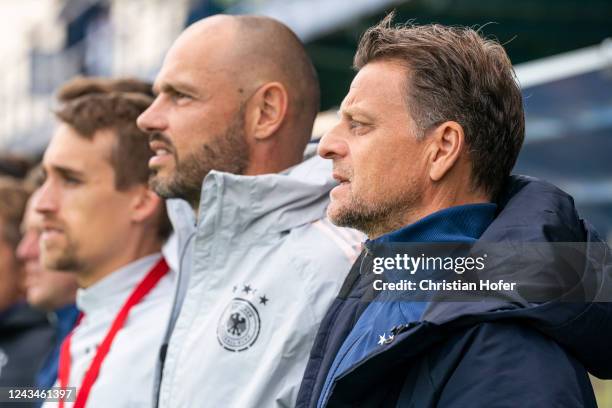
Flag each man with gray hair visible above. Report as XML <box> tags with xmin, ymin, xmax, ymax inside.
<box><xmin>298</xmin><ymin>13</ymin><xmax>611</xmax><ymax>407</ymax></box>
<box><xmin>138</xmin><ymin>14</ymin><xmax>361</xmax><ymax>408</ymax></box>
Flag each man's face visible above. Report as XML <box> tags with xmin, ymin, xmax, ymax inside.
<box><xmin>17</xmin><ymin>194</ymin><xmax>77</xmax><ymax>311</ymax></box>
<box><xmin>318</xmin><ymin>60</ymin><xmax>430</xmax><ymax>236</ymax></box>
<box><xmin>36</xmin><ymin>125</ymin><xmax>138</xmax><ymax>275</ymax></box>
<box><xmin>137</xmin><ymin>31</ymin><xmax>250</xmax><ymax>207</ymax></box>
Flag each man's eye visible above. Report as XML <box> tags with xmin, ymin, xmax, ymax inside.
<box><xmin>349</xmin><ymin>120</ymin><xmax>368</xmax><ymax>131</ymax></box>
<box><xmin>170</xmin><ymin>91</ymin><xmax>191</xmax><ymax>103</ymax></box>
<box><xmin>63</xmin><ymin>177</ymin><xmax>82</xmax><ymax>185</ymax></box>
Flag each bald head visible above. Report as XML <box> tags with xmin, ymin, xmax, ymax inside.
<box><xmin>138</xmin><ymin>15</ymin><xmax>321</xmax><ymax>208</ymax></box>
<box><xmin>175</xmin><ymin>14</ymin><xmax>320</xmax><ymax>149</ymax></box>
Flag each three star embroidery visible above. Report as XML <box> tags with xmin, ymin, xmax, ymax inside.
<box><xmin>232</xmin><ymin>283</ymin><xmax>269</xmax><ymax>306</ymax></box>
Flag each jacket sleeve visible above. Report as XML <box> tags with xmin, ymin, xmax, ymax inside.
<box><xmin>435</xmin><ymin>322</ymin><xmax>597</xmax><ymax>408</ymax></box>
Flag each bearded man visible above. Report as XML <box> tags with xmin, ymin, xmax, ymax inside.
<box><xmin>137</xmin><ymin>14</ymin><xmax>362</xmax><ymax>408</ymax></box>
<box><xmin>297</xmin><ymin>14</ymin><xmax>612</xmax><ymax>408</ymax></box>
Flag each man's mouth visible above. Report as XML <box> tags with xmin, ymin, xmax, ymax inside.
<box><xmin>40</xmin><ymin>222</ymin><xmax>64</xmax><ymax>240</ymax></box>
<box><xmin>332</xmin><ymin>173</ymin><xmax>350</xmax><ymax>184</ymax></box>
<box><xmin>41</xmin><ymin>223</ymin><xmax>63</xmax><ymax>233</ymax></box>
<box><xmin>150</xmin><ymin>140</ymin><xmax>173</xmax><ymax>156</ymax></box>
<box><xmin>149</xmin><ymin>140</ymin><xmax>175</xmax><ymax>168</ymax></box>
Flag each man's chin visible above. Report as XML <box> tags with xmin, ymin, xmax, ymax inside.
<box><xmin>41</xmin><ymin>253</ymin><xmax>77</xmax><ymax>272</ymax></box>
<box><xmin>149</xmin><ymin>174</ymin><xmax>175</xmax><ymax>199</ymax></box>
<box><xmin>327</xmin><ymin>202</ymin><xmax>352</xmax><ymax>227</ymax></box>
<box><xmin>327</xmin><ymin>200</ymin><xmax>380</xmax><ymax>235</ymax></box>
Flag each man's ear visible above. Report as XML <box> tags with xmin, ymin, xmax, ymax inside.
<box><xmin>245</xmin><ymin>82</ymin><xmax>288</xmax><ymax>141</ymax></box>
<box><xmin>129</xmin><ymin>185</ymin><xmax>163</xmax><ymax>224</ymax></box>
<box><xmin>427</xmin><ymin>121</ymin><xmax>465</xmax><ymax>182</ymax></box>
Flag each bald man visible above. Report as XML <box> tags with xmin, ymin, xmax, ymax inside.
<box><xmin>138</xmin><ymin>15</ymin><xmax>362</xmax><ymax>408</ymax></box>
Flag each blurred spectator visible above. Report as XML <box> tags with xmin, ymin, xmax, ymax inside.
<box><xmin>0</xmin><ymin>177</ymin><xmax>54</xmax><ymax>398</ymax></box>
<box><xmin>0</xmin><ymin>154</ymin><xmax>36</xmax><ymax>179</ymax></box>
<box><xmin>38</xmin><ymin>77</ymin><xmax>174</xmax><ymax>408</ymax></box>
<box><xmin>17</xmin><ymin>180</ymin><xmax>79</xmax><ymax>400</ymax></box>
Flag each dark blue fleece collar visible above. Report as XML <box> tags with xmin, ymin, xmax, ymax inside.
<box><xmin>371</xmin><ymin>203</ymin><xmax>498</xmax><ymax>244</ymax></box>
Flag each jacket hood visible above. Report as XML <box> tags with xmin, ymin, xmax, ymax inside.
<box><xmin>196</xmin><ymin>153</ymin><xmax>335</xmax><ymax>238</ymax></box>
<box><xmin>428</xmin><ymin>176</ymin><xmax>611</xmax><ymax>377</ymax></box>
<box><xmin>349</xmin><ymin>176</ymin><xmax>612</xmax><ymax>380</ymax></box>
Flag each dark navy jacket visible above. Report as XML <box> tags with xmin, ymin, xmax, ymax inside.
<box><xmin>297</xmin><ymin>176</ymin><xmax>612</xmax><ymax>407</ymax></box>
<box><xmin>0</xmin><ymin>303</ymin><xmax>54</xmax><ymax>408</ymax></box>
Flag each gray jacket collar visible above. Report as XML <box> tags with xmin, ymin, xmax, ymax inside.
<box><xmin>194</xmin><ymin>155</ymin><xmax>335</xmax><ymax>238</ymax></box>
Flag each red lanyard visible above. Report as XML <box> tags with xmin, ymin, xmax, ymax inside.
<box><xmin>58</xmin><ymin>257</ymin><xmax>169</xmax><ymax>408</ymax></box>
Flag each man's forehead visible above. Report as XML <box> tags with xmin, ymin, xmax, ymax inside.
<box><xmin>339</xmin><ymin>85</ymin><xmax>383</xmax><ymax>117</ymax></box>
<box><xmin>339</xmin><ymin>96</ymin><xmax>372</xmax><ymax>119</ymax></box>
<box><xmin>164</xmin><ymin>22</ymin><xmax>236</xmax><ymax>69</ymax></box>
<box><xmin>156</xmin><ymin>18</ymin><xmax>242</xmax><ymax>89</ymax></box>
<box><xmin>353</xmin><ymin>62</ymin><xmax>406</xmax><ymax>91</ymax></box>
<box><xmin>341</xmin><ymin>63</ymin><xmax>408</xmax><ymax>114</ymax></box>
<box><xmin>154</xmin><ymin>46</ymin><xmax>227</xmax><ymax>94</ymax></box>
<box><xmin>43</xmin><ymin>125</ymin><xmax>113</xmax><ymax>172</ymax></box>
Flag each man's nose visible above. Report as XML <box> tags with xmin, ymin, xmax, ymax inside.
<box><xmin>16</xmin><ymin>231</ymin><xmax>39</xmax><ymax>261</ymax></box>
<box><xmin>34</xmin><ymin>181</ymin><xmax>59</xmax><ymax>215</ymax></box>
<box><xmin>318</xmin><ymin>124</ymin><xmax>348</xmax><ymax>160</ymax></box>
<box><xmin>137</xmin><ymin>97</ymin><xmax>168</xmax><ymax>133</ymax></box>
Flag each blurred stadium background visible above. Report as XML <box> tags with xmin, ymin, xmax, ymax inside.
<box><xmin>0</xmin><ymin>0</ymin><xmax>610</xmax><ymax>404</ymax></box>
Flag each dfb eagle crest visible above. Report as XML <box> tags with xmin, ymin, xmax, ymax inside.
<box><xmin>217</xmin><ymin>298</ymin><xmax>261</xmax><ymax>352</ymax></box>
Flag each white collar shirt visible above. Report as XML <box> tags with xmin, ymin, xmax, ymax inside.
<box><xmin>43</xmin><ymin>253</ymin><xmax>175</xmax><ymax>408</ymax></box>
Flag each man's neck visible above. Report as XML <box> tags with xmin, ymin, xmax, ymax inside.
<box><xmin>191</xmin><ymin>200</ymin><xmax>199</xmax><ymax>218</ymax></box>
<box><xmin>44</xmin><ymin>295</ymin><xmax>77</xmax><ymax>313</ymax></box>
<box><xmin>77</xmin><ymin>243</ymin><xmax>162</xmax><ymax>288</ymax></box>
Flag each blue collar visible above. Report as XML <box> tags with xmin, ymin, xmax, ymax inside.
<box><xmin>54</xmin><ymin>303</ymin><xmax>79</xmax><ymax>337</ymax></box>
<box><xmin>371</xmin><ymin>203</ymin><xmax>497</xmax><ymax>244</ymax></box>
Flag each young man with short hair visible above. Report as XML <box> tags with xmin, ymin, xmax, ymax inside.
<box><xmin>38</xmin><ymin>78</ymin><xmax>174</xmax><ymax>408</ymax></box>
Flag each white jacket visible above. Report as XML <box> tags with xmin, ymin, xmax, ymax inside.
<box><xmin>156</xmin><ymin>154</ymin><xmax>362</xmax><ymax>408</ymax></box>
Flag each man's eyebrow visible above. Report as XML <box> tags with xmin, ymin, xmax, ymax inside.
<box><xmin>157</xmin><ymin>80</ymin><xmax>199</xmax><ymax>96</ymax></box>
<box><xmin>50</xmin><ymin>165</ymin><xmax>85</xmax><ymax>179</ymax></box>
<box><xmin>339</xmin><ymin>106</ymin><xmax>376</xmax><ymax>122</ymax></box>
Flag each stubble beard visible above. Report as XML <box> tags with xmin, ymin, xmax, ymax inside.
<box><xmin>149</xmin><ymin>108</ymin><xmax>250</xmax><ymax>209</ymax></box>
<box><xmin>41</xmin><ymin>237</ymin><xmax>83</xmax><ymax>273</ymax></box>
<box><xmin>328</xmin><ymin>178</ymin><xmax>423</xmax><ymax>238</ymax></box>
